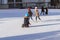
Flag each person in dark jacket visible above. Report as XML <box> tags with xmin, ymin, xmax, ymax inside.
<box><xmin>28</xmin><ymin>7</ymin><xmax>33</xmax><ymax>20</ymax></box>
<box><xmin>45</xmin><ymin>7</ymin><xmax>48</xmax><ymax>15</ymax></box>
<box><xmin>41</xmin><ymin>6</ymin><xmax>45</xmax><ymax>15</ymax></box>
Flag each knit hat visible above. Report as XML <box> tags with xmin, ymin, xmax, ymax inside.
<box><xmin>35</xmin><ymin>7</ymin><xmax>37</xmax><ymax>9</ymax></box>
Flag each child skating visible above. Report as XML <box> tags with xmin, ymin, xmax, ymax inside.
<box><xmin>22</xmin><ymin>13</ymin><xmax>30</xmax><ymax>28</ymax></box>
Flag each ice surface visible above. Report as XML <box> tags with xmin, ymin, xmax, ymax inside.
<box><xmin>0</xmin><ymin>9</ymin><xmax>60</xmax><ymax>40</ymax></box>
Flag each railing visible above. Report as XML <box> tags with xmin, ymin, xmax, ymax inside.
<box><xmin>0</xmin><ymin>2</ymin><xmax>60</xmax><ymax>9</ymax></box>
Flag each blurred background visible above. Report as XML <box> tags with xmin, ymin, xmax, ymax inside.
<box><xmin>0</xmin><ymin>0</ymin><xmax>60</xmax><ymax>9</ymax></box>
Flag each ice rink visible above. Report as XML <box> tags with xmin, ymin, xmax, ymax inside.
<box><xmin>0</xmin><ymin>9</ymin><xmax>60</xmax><ymax>40</ymax></box>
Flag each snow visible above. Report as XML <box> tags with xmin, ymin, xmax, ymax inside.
<box><xmin>0</xmin><ymin>9</ymin><xmax>60</xmax><ymax>40</ymax></box>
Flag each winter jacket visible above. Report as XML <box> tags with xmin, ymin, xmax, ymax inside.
<box><xmin>35</xmin><ymin>7</ymin><xmax>39</xmax><ymax>16</ymax></box>
<box><xmin>25</xmin><ymin>13</ymin><xmax>29</xmax><ymax>17</ymax></box>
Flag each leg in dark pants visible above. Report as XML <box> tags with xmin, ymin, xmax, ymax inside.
<box><xmin>40</xmin><ymin>11</ymin><xmax>45</xmax><ymax>15</ymax></box>
<box><xmin>30</xmin><ymin>16</ymin><xmax>33</xmax><ymax>21</ymax></box>
<box><xmin>36</xmin><ymin>16</ymin><xmax>37</xmax><ymax>21</ymax></box>
<box><xmin>38</xmin><ymin>16</ymin><xmax>41</xmax><ymax>20</ymax></box>
<box><xmin>36</xmin><ymin>16</ymin><xmax>41</xmax><ymax>21</ymax></box>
